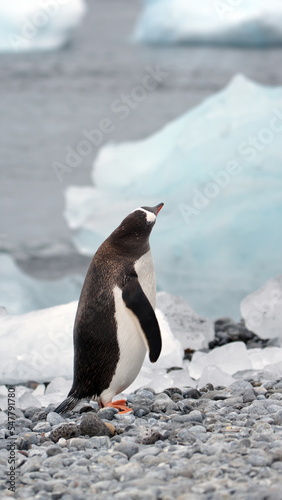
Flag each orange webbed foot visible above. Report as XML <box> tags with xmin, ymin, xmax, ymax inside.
<box><xmin>104</xmin><ymin>399</ymin><xmax>132</xmax><ymax>414</ymax></box>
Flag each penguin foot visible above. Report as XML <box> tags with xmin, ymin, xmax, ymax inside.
<box><xmin>104</xmin><ymin>399</ymin><xmax>132</xmax><ymax>414</ymax></box>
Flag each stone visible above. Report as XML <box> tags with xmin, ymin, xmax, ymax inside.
<box><xmin>79</xmin><ymin>412</ymin><xmax>114</xmax><ymax>437</ymax></box>
<box><xmin>49</xmin><ymin>423</ymin><xmax>80</xmax><ymax>443</ymax></box>
<box><xmin>115</xmin><ymin>442</ymin><xmax>139</xmax><ymax>459</ymax></box>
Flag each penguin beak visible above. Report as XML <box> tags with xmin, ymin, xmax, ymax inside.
<box><xmin>154</xmin><ymin>203</ymin><xmax>164</xmax><ymax>215</ymax></box>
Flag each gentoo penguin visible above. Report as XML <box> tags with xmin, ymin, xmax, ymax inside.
<box><xmin>55</xmin><ymin>203</ymin><xmax>164</xmax><ymax>414</ymax></box>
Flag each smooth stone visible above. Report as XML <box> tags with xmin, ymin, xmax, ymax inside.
<box><xmin>33</xmin><ymin>421</ymin><xmax>51</xmax><ymax>432</ymax></box>
<box><xmin>243</xmin><ymin>389</ymin><xmax>256</xmax><ymax>403</ymax></box>
<box><xmin>46</xmin><ymin>445</ymin><xmax>63</xmax><ymax>457</ymax></box>
<box><xmin>185</xmin><ymin>410</ymin><xmax>203</xmax><ymax>423</ymax></box>
<box><xmin>115</xmin><ymin>442</ymin><xmax>139</xmax><ymax>459</ymax></box>
<box><xmin>20</xmin><ymin>458</ymin><xmax>42</xmax><ymax>474</ymax></box>
<box><xmin>47</xmin><ymin>412</ymin><xmax>65</xmax><ymax>426</ymax></box>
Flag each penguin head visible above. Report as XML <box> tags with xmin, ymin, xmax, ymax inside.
<box><xmin>108</xmin><ymin>203</ymin><xmax>164</xmax><ymax>254</ymax></box>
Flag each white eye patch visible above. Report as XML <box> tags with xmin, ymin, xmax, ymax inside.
<box><xmin>133</xmin><ymin>207</ymin><xmax>156</xmax><ymax>223</ymax></box>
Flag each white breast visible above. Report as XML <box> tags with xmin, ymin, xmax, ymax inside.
<box><xmin>100</xmin><ymin>250</ymin><xmax>156</xmax><ymax>403</ymax></box>
<box><xmin>134</xmin><ymin>250</ymin><xmax>156</xmax><ymax>308</ymax></box>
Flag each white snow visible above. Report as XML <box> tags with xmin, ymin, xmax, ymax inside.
<box><xmin>133</xmin><ymin>0</ymin><xmax>282</xmax><ymax>47</ymax></box>
<box><xmin>65</xmin><ymin>75</ymin><xmax>282</xmax><ymax>319</ymax></box>
<box><xmin>0</xmin><ymin>253</ymin><xmax>82</xmax><ymax>315</ymax></box>
<box><xmin>241</xmin><ymin>275</ymin><xmax>282</xmax><ymax>339</ymax></box>
<box><xmin>0</xmin><ymin>0</ymin><xmax>86</xmax><ymax>52</ymax></box>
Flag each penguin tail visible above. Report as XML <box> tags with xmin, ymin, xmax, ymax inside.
<box><xmin>54</xmin><ymin>395</ymin><xmax>79</xmax><ymax>414</ymax></box>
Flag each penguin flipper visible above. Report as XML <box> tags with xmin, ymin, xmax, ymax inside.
<box><xmin>54</xmin><ymin>395</ymin><xmax>79</xmax><ymax>414</ymax></box>
<box><xmin>122</xmin><ymin>277</ymin><xmax>162</xmax><ymax>362</ymax></box>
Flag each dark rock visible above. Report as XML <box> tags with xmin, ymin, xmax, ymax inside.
<box><xmin>200</xmin><ymin>384</ymin><xmax>214</xmax><ymax>393</ymax></box>
<box><xmin>182</xmin><ymin>388</ymin><xmax>201</xmax><ymax>400</ymax></box>
<box><xmin>80</xmin><ymin>412</ymin><xmax>113</xmax><ymax>437</ymax></box>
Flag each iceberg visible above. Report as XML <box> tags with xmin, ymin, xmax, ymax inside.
<box><xmin>0</xmin><ymin>0</ymin><xmax>85</xmax><ymax>52</ymax></box>
<box><xmin>0</xmin><ymin>253</ymin><xmax>82</xmax><ymax>315</ymax></box>
<box><xmin>65</xmin><ymin>75</ymin><xmax>282</xmax><ymax>319</ymax></box>
<box><xmin>133</xmin><ymin>0</ymin><xmax>282</xmax><ymax>47</ymax></box>
<box><xmin>241</xmin><ymin>275</ymin><xmax>282</xmax><ymax>340</ymax></box>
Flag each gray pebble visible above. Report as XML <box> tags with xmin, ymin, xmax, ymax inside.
<box><xmin>186</xmin><ymin>410</ymin><xmax>203</xmax><ymax>423</ymax></box>
<box><xmin>115</xmin><ymin>442</ymin><xmax>139</xmax><ymax>459</ymax></box>
<box><xmin>189</xmin><ymin>425</ymin><xmax>206</xmax><ymax>434</ymax></box>
<box><xmin>20</xmin><ymin>457</ymin><xmax>42</xmax><ymax>474</ymax></box>
<box><xmin>47</xmin><ymin>412</ymin><xmax>65</xmax><ymax>426</ymax></box>
<box><xmin>137</xmin><ymin>427</ymin><xmax>163</xmax><ymax>445</ymax></box>
<box><xmin>17</xmin><ymin>432</ymin><xmax>39</xmax><ymax>450</ymax></box>
<box><xmin>46</xmin><ymin>445</ymin><xmax>63</xmax><ymax>457</ymax></box>
<box><xmin>248</xmin><ymin>452</ymin><xmax>273</xmax><ymax>467</ymax></box>
<box><xmin>97</xmin><ymin>408</ymin><xmax>116</xmax><ymax>420</ymax></box>
<box><xmin>151</xmin><ymin>393</ymin><xmax>176</xmax><ymax>412</ymax></box>
<box><xmin>33</xmin><ymin>421</ymin><xmax>51</xmax><ymax>432</ymax></box>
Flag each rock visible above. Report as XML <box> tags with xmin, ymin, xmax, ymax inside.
<box><xmin>17</xmin><ymin>433</ymin><xmax>39</xmax><ymax>450</ymax></box>
<box><xmin>243</xmin><ymin>389</ymin><xmax>256</xmax><ymax>403</ymax></box>
<box><xmin>151</xmin><ymin>393</ymin><xmax>176</xmax><ymax>412</ymax></box>
<box><xmin>97</xmin><ymin>408</ymin><xmax>117</xmax><ymax>420</ymax></box>
<box><xmin>49</xmin><ymin>423</ymin><xmax>80</xmax><ymax>443</ymax></box>
<box><xmin>183</xmin><ymin>388</ymin><xmax>201</xmax><ymax>399</ymax></box>
<box><xmin>20</xmin><ymin>458</ymin><xmax>42</xmax><ymax>474</ymax></box>
<box><xmin>33</xmin><ymin>422</ymin><xmax>51</xmax><ymax>432</ymax></box>
<box><xmin>137</xmin><ymin>427</ymin><xmax>163</xmax><ymax>445</ymax></box>
<box><xmin>79</xmin><ymin>412</ymin><xmax>114</xmax><ymax>437</ymax></box>
<box><xmin>46</xmin><ymin>445</ymin><xmax>63</xmax><ymax>457</ymax></box>
<box><xmin>47</xmin><ymin>412</ymin><xmax>65</xmax><ymax>426</ymax></box>
<box><xmin>115</xmin><ymin>442</ymin><xmax>139</xmax><ymax>459</ymax></box>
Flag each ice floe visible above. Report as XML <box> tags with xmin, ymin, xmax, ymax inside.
<box><xmin>134</xmin><ymin>0</ymin><xmax>282</xmax><ymax>47</ymax></box>
<box><xmin>0</xmin><ymin>0</ymin><xmax>86</xmax><ymax>52</ymax></box>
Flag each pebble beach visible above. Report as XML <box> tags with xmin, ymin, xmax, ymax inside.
<box><xmin>1</xmin><ymin>377</ymin><xmax>282</xmax><ymax>499</ymax></box>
